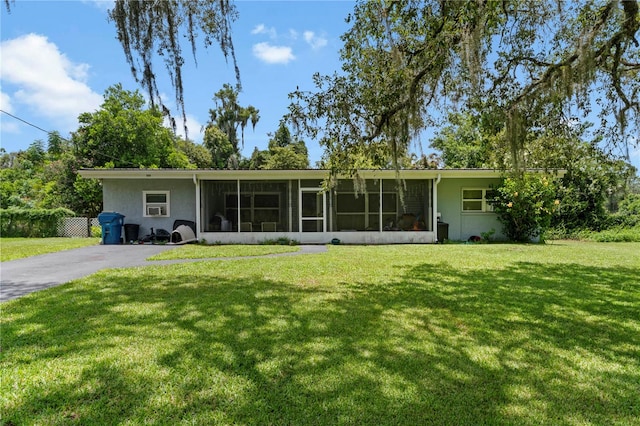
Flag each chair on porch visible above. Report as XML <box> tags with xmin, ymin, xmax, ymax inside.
<box><xmin>261</xmin><ymin>222</ymin><xmax>277</xmax><ymax>232</ymax></box>
<box><xmin>240</xmin><ymin>222</ymin><xmax>252</xmax><ymax>232</ymax></box>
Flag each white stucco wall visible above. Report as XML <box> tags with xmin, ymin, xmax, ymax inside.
<box><xmin>437</xmin><ymin>177</ymin><xmax>504</xmax><ymax>241</ymax></box>
<box><xmin>102</xmin><ymin>178</ymin><xmax>196</xmax><ymax>240</ymax></box>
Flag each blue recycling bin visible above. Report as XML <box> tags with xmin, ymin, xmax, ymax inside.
<box><xmin>98</xmin><ymin>212</ymin><xmax>125</xmax><ymax>245</ymax></box>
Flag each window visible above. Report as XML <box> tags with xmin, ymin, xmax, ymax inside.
<box><xmin>462</xmin><ymin>188</ymin><xmax>494</xmax><ymax>213</ymax></box>
<box><xmin>143</xmin><ymin>191</ymin><xmax>170</xmax><ymax>217</ymax></box>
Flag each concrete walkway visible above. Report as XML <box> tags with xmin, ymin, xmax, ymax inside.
<box><xmin>0</xmin><ymin>244</ymin><xmax>327</xmax><ymax>302</ymax></box>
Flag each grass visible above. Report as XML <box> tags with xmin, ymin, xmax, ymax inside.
<box><xmin>0</xmin><ymin>237</ymin><xmax>99</xmax><ymax>262</ymax></box>
<box><xmin>147</xmin><ymin>244</ymin><xmax>299</xmax><ymax>260</ymax></box>
<box><xmin>1</xmin><ymin>241</ymin><xmax>639</xmax><ymax>425</ymax></box>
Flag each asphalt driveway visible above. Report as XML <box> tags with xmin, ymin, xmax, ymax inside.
<box><xmin>1</xmin><ymin>244</ymin><xmax>327</xmax><ymax>302</ymax></box>
<box><xmin>0</xmin><ymin>244</ymin><xmax>179</xmax><ymax>302</ymax></box>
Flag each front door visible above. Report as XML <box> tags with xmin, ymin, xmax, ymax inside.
<box><xmin>300</xmin><ymin>188</ymin><xmax>325</xmax><ymax>232</ymax></box>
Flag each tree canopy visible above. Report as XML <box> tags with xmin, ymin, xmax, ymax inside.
<box><xmin>73</xmin><ymin>84</ymin><xmax>189</xmax><ymax>169</ymax></box>
<box><xmin>288</xmin><ymin>0</ymin><xmax>639</xmax><ymax>174</ymax></box>
<box><xmin>204</xmin><ymin>83</ymin><xmax>260</xmax><ymax>168</ymax></box>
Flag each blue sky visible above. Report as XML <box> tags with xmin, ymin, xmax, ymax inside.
<box><xmin>1</xmin><ymin>1</ymin><xmax>638</xmax><ymax>171</ymax></box>
<box><xmin>1</xmin><ymin>0</ymin><xmax>354</xmax><ymax>164</ymax></box>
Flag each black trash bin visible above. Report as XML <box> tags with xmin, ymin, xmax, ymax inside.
<box><xmin>124</xmin><ymin>224</ymin><xmax>140</xmax><ymax>243</ymax></box>
<box><xmin>437</xmin><ymin>222</ymin><xmax>449</xmax><ymax>243</ymax></box>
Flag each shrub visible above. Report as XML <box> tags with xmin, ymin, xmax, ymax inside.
<box><xmin>260</xmin><ymin>237</ymin><xmax>299</xmax><ymax>246</ymax></box>
<box><xmin>90</xmin><ymin>225</ymin><xmax>102</xmax><ymax>238</ymax></box>
<box><xmin>0</xmin><ymin>207</ymin><xmax>75</xmax><ymax>237</ymax></box>
<box><xmin>607</xmin><ymin>194</ymin><xmax>640</xmax><ymax>228</ymax></box>
<box><xmin>489</xmin><ymin>174</ymin><xmax>557</xmax><ymax>242</ymax></box>
<box><xmin>579</xmin><ymin>225</ymin><xmax>640</xmax><ymax>242</ymax></box>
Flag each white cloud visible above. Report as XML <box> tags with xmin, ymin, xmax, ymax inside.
<box><xmin>303</xmin><ymin>31</ymin><xmax>328</xmax><ymax>50</ymax></box>
<box><xmin>157</xmin><ymin>92</ymin><xmax>204</xmax><ymax>144</ymax></box>
<box><xmin>252</xmin><ymin>42</ymin><xmax>295</xmax><ymax>64</ymax></box>
<box><xmin>251</xmin><ymin>24</ymin><xmax>277</xmax><ymax>39</ymax></box>
<box><xmin>165</xmin><ymin>114</ymin><xmax>204</xmax><ymax>144</ymax></box>
<box><xmin>289</xmin><ymin>29</ymin><xmax>299</xmax><ymax>40</ymax></box>
<box><xmin>0</xmin><ymin>91</ymin><xmax>20</xmax><ymax>134</ymax></box>
<box><xmin>0</xmin><ymin>91</ymin><xmax>14</xmax><ymax>113</ymax></box>
<box><xmin>0</xmin><ymin>34</ymin><xmax>103</xmax><ymax>130</ymax></box>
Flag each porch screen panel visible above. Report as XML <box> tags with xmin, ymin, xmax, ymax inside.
<box><xmin>232</xmin><ymin>181</ymin><xmax>287</xmax><ymax>232</ymax></box>
<box><xmin>397</xmin><ymin>180</ymin><xmax>429</xmax><ymax>230</ymax></box>
<box><xmin>201</xmin><ymin>181</ymin><xmax>237</xmax><ymax>232</ymax></box>
<box><xmin>334</xmin><ymin>190</ymin><xmax>397</xmax><ymax>231</ymax></box>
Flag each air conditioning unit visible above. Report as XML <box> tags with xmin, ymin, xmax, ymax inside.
<box><xmin>147</xmin><ymin>206</ymin><xmax>163</xmax><ymax>216</ymax></box>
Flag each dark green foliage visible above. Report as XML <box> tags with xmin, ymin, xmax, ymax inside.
<box><xmin>429</xmin><ymin>113</ymin><xmax>494</xmax><ymax>168</ymax></box>
<box><xmin>73</xmin><ymin>84</ymin><xmax>187</xmax><ymax>169</ymax></box>
<box><xmin>249</xmin><ymin>122</ymin><xmax>310</xmax><ymax>170</ymax></box>
<box><xmin>608</xmin><ymin>194</ymin><xmax>640</xmax><ymax>228</ymax></box>
<box><xmin>289</xmin><ymin>0</ymin><xmax>639</xmax><ymax>174</ymax></box>
<box><xmin>175</xmin><ymin>139</ymin><xmax>212</xmax><ymax>169</ymax></box>
<box><xmin>259</xmin><ymin>237</ymin><xmax>299</xmax><ymax>246</ymax></box>
<box><xmin>204</xmin><ymin>84</ymin><xmax>260</xmax><ymax>169</ymax></box>
<box><xmin>203</xmin><ymin>125</ymin><xmax>235</xmax><ymax>169</ymax></box>
<box><xmin>0</xmin><ymin>207</ymin><xmax>74</xmax><ymax>237</ymax></box>
<box><xmin>489</xmin><ymin>174</ymin><xmax>558</xmax><ymax>242</ymax></box>
<box><xmin>208</xmin><ymin>84</ymin><xmax>259</xmax><ymax>152</ymax></box>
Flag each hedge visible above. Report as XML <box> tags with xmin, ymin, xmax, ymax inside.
<box><xmin>0</xmin><ymin>208</ymin><xmax>75</xmax><ymax>238</ymax></box>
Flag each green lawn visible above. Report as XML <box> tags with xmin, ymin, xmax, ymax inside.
<box><xmin>0</xmin><ymin>237</ymin><xmax>99</xmax><ymax>262</ymax></box>
<box><xmin>147</xmin><ymin>243</ymin><xmax>299</xmax><ymax>260</ymax></box>
<box><xmin>1</xmin><ymin>242</ymin><xmax>639</xmax><ymax>425</ymax></box>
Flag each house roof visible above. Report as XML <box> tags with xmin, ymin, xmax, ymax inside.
<box><xmin>78</xmin><ymin>168</ymin><xmax>565</xmax><ymax>180</ymax></box>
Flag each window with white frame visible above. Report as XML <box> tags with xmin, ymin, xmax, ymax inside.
<box><xmin>143</xmin><ymin>191</ymin><xmax>170</xmax><ymax>217</ymax></box>
<box><xmin>461</xmin><ymin>188</ymin><xmax>494</xmax><ymax>212</ymax></box>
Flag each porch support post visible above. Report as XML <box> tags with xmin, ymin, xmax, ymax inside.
<box><xmin>288</xmin><ymin>180</ymin><xmax>293</xmax><ymax>232</ymax></box>
<box><xmin>237</xmin><ymin>179</ymin><xmax>241</xmax><ymax>233</ymax></box>
<box><xmin>433</xmin><ymin>173</ymin><xmax>441</xmax><ymax>241</ymax></box>
<box><xmin>298</xmin><ymin>179</ymin><xmax>302</xmax><ymax>233</ymax></box>
<box><xmin>193</xmin><ymin>174</ymin><xmax>201</xmax><ymax>234</ymax></box>
<box><xmin>379</xmin><ymin>178</ymin><xmax>383</xmax><ymax>232</ymax></box>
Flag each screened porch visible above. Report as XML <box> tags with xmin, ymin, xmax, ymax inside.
<box><xmin>200</xmin><ymin>178</ymin><xmax>435</xmax><ymax>242</ymax></box>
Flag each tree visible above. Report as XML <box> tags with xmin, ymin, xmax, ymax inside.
<box><xmin>207</xmin><ymin>83</ymin><xmax>260</xmax><ymax>154</ymax></box>
<box><xmin>263</xmin><ymin>142</ymin><xmax>309</xmax><ymax>170</ymax></box>
<box><xmin>429</xmin><ymin>113</ymin><xmax>495</xmax><ymax>169</ymax></box>
<box><xmin>73</xmin><ymin>84</ymin><xmax>187</xmax><ymax>168</ymax></box>
<box><xmin>176</xmin><ymin>138</ymin><xmax>213</xmax><ymax>169</ymax></box>
<box><xmin>203</xmin><ymin>124</ymin><xmax>235</xmax><ymax>169</ymax></box>
<box><xmin>107</xmin><ymin>0</ymin><xmax>240</xmax><ymax>136</ymax></box>
<box><xmin>289</xmin><ymin>0</ymin><xmax>639</xmax><ymax>174</ymax></box>
<box><xmin>248</xmin><ymin>122</ymin><xmax>310</xmax><ymax>170</ymax></box>
<box><xmin>0</xmin><ymin>134</ymin><xmax>102</xmax><ymax>216</ymax></box>
<box><xmin>0</xmin><ymin>141</ymin><xmax>47</xmax><ymax>209</ymax></box>
<box><xmin>489</xmin><ymin>174</ymin><xmax>558</xmax><ymax>242</ymax></box>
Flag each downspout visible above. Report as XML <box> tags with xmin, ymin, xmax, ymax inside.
<box><xmin>433</xmin><ymin>173</ymin><xmax>441</xmax><ymax>242</ymax></box>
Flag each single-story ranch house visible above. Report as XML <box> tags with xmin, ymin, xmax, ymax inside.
<box><xmin>79</xmin><ymin>168</ymin><xmax>531</xmax><ymax>244</ymax></box>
